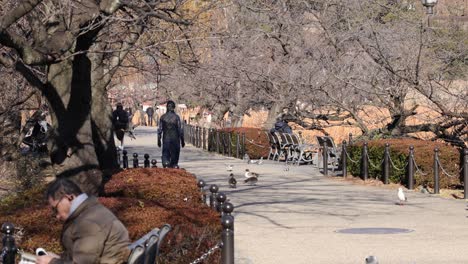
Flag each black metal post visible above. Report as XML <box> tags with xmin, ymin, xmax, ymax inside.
<box><xmin>222</xmin><ymin>132</ymin><xmax>227</xmax><ymax>156</ymax></box>
<box><xmin>323</xmin><ymin>144</ymin><xmax>328</xmax><ymax>176</ymax></box>
<box><xmin>216</xmin><ymin>192</ymin><xmax>227</xmax><ymax>214</ymax></box>
<box><xmin>342</xmin><ymin>140</ymin><xmax>347</xmax><ymax>178</ymax></box>
<box><xmin>222</xmin><ymin>202</ymin><xmax>234</xmax><ymax>217</ymax></box>
<box><xmin>221</xmin><ymin>215</ymin><xmax>234</xmax><ymax>264</ymax></box>
<box><xmin>209</xmin><ymin>184</ymin><xmax>219</xmax><ymax>210</ymax></box>
<box><xmin>133</xmin><ymin>153</ymin><xmax>139</xmax><ymax>168</ymax></box>
<box><xmin>216</xmin><ymin>131</ymin><xmax>220</xmax><ymax>154</ymax></box>
<box><xmin>151</xmin><ymin>159</ymin><xmax>157</xmax><ymax>168</ymax></box>
<box><xmin>117</xmin><ymin>150</ymin><xmax>121</xmax><ymax>166</ymax></box>
<box><xmin>464</xmin><ymin>148</ymin><xmax>468</xmax><ymax>199</ymax></box>
<box><xmin>203</xmin><ymin>128</ymin><xmax>206</xmax><ymax>150</ymax></box>
<box><xmin>434</xmin><ymin>148</ymin><xmax>440</xmax><ymax>194</ymax></box>
<box><xmin>242</xmin><ymin>133</ymin><xmax>246</xmax><ymax>158</ymax></box>
<box><xmin>348</xmin><ymin>133</ymin><xmax>353</xmax><ymax>145</ymax></box>
<box><xmin>236</xmin><ymin>133</ymin><xmax>240</xmax><ymax>159</ymax></box>
<box><xmin>122</xmin><ymin>150</ymin><xmax>129</xmax><ymax>169</ymax></box>
<box><xmin>1</xmin><ymin>222</ymin><xmax>17</xmax><ymax>264</ymax></box>
<box><xmin>407</xmin><ymin>146</ymin><xmax>415</xmax><ymax>190</ymax></box>
<box><xmin>228</xmin><ymin>132</ymin><xmax>232</xmax><ymax>157</ymax></box>
<box><xmin>144</xmin><ymin>154</ymin><xmax>150</xmax><ymax>168</ymax></box>
<box><xmin>197</xmin><ymin>180</ymin><xmax>206</xmax><ymax>204</ymax></box>
<box><xmin>383</xmin><ymin>143</ymin><xmax>390</xmax><ymax>184</ymax></box>
<box><xmin>361</xmin><ymin>142</ymin><xmax>369</xmax><ymax>180</ymax></box>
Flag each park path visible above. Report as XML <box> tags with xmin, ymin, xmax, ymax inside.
<box><xmin>125</xmin><ymin>127</ymin><xmax>468</xmax><ymax>264</ymax></box>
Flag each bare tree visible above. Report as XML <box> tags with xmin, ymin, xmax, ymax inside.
<box><xmin>0</xmin><ymin>0</ymin><xmax>207</xmax><ymax>194</ymax></box>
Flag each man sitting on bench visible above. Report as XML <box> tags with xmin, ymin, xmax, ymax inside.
<box><xmin>36</xmin><ymin>178</ymin><xmax>130</xmax><ymax>264</ymax></box>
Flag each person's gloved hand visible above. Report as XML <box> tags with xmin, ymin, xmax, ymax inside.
<box><xmin>181</xmin><ymin>140</ymin><xmax>185</xmax><ymax>148</ymax></box>
<box><xmin>157</xmin><ymin>136</ymin><xmax>161</xmax><ymax>148</ymax></box>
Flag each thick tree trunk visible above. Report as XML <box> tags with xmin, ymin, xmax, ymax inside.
<box><xmin>90</xmin><ymin>53</ymin><xmax>118</xmax><ymax>181</ymax></box>
<box><xmin>45</xmin><ymin>56</ymin><xmax>102</xmax><ymax>195</ymax></box>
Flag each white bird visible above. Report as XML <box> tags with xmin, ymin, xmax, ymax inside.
<box><xmin>244</xmin><ymin>154</ymin><xmax>250</xmax><ymax>164</ymax></box>
<box><xmin>226</xmin><ymin>164</ymin><xmax>233</xmax><ymax>172</ymax></box>
<box><xmin>365</xmin><ymin>255</ymin><xmax>379</xmax><ymax>264</ymax></box>
<box><xmin>244</xmin><ymin>169</ymin><xmax>259</xmax><ymax>178</ymax></box>
<box><xmin>397</xmin><ymin>187</ymin><xmax>407</xmax><ymax>205</ymax></box>
<box><xmin>228</xmin><ymin>173</ymin><xmax>237</xmax><ymax>188</ymax></box>
<box><xmin>256</xmin><ymin>157</ymin><xmax>264</xmax><ymax>165</ymax></box>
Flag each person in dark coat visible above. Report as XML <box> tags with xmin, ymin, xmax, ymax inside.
<box><xmin>270</xmin><ymin>117</ymin><xmax>293</xmax><ymax>134</ymax></box>
<box><xmin>146</xmin><ymin>106</ymin><xmax>155</xmax><ymax>126</ymax></box>
<box><xmin>157</xmin><ymin>100</ymin><xmax>185</xmax><ymax>168</ymax></box>
<box><xmin>112</xmin><ymin>103</ymin><xmax>129</xmax><ymax>150</ymax></box>
<box><xmin>36</xmin><ymin>178</ymin><xmax>130</xmax><ymax>264</ymax></box>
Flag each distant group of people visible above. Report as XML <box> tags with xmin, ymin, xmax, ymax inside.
<box><xmin>112</xmin><ymin>100</ymin><xmax>184</xmax><ymax>168</ymax></box>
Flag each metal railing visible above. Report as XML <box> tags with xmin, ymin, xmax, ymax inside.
<box><xmin>195</xmin><ymin>179</ymin><xmax>235</xmax><ymax>264</ymax></box>
<box><xmin>341</xmin><ymin>139</ymin><xmax>467</xmax><ymax>197</ymax></box>
<box><xmin>183</xmin><ymin>124</ymin><xmax>246</xmax><ymax>160</ymax></box>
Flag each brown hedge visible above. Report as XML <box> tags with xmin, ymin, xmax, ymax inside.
<box><xmin>223</xmin><ymin>127</ymin><xmax>270</xmax><ymax>159</ymax></box>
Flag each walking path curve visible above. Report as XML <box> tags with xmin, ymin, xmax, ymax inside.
<box><xmin>125</xmin><ymin>127</ymin><xmax>468</xmax><ymax>264</ymax></box>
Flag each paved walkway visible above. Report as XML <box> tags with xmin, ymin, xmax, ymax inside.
<box><xmin>125</xmin><ymin>127</ymin><xmax>468</xmax><ymax>264</ymax></box>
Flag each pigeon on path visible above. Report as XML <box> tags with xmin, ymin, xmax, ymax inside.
<box><xmin>397</xmin><ymin>187</ymin><xmax>407</xmax><ymax>205</ymax></box>
<box><xmin>228</xmin><ymin>173</ymin><xmax>237</xmax><ymax>188</ymax></box>
<box><xmin>244</xmin><ymin>169</ymin><xmax>259</xmax><ymax>185</ymax></box>
<box><xmin>365</xmin><ymin>255</ymin><xmax>379</xmax><ymax>264</ymax></box>
<box><xmin>244</xmin><ymin>154</ymin><xmax>250</xmax><ymax>164</ymax></box>
<box><xmin>256</xmin><ymin>157</ymin><xmax>264</xmax><ymax>165</ymax></box>
<box><xmin>244</xmin><ymin>169</ymin><xmax>259</xmax><ymax>178</ymax></box>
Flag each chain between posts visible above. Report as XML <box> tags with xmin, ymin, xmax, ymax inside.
<box><xmin>412</xmin><ymin>158</ymin><xmax>428</xmax><ymax>176</ymax></box>
<box><xmin>365</xmin><ymin>151</ymin><xmax>384</xmax><ymax>170</ymax></box>
<box><xmin>345</xmin><ymin>150</ymin><xmax>360</xmax><ymax>164</ymax></box>
<box><xmin>388</xmin><ymin>155</ymin><xmax>407</xmax><ymax>171</ymax></box>
<box><xmin>188</xmin><ymin>242</ymin><xmax>223</xmax><ymax>264</ymax></box>
<box><xmin>437</xmin><ymin>159</ymin><xmax>458</xmax><ymax>178</ymax></box>
<box><xmin>245</xmin><ymin>138</ymin><xmax>267</xmax><ymax>148</ymax></box>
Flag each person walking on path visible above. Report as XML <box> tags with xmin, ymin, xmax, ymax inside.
<box><xmin>146</xmin><ymin>106</ymin><xmax>155</xmax><ymax>126</ymax></box>
<box><xmin>157</xmin><ymin>100</ymin><xmax>185</xmax><ymax>168</ymax></box>
<box><xmin>36</xmin><ymin>178</ymin><xmax>130</xmax><ymax>264</ymax></box>
<box><xmin>112</xmin><ymin>103</ymin><xmax>129</xmax><ymax>150</ymax></box>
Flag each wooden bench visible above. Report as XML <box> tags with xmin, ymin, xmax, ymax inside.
<box><xmin>127</xmin><ymin>224</ymin><xmax>172</xmax><ymax>264</ymax></box>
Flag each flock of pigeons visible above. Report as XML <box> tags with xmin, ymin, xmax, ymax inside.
<box><xmin>226</xmin><ymin>156</ymin><xmax>410</xmax><ymax>206</ymax></box>
<box><xmin>226</xmin><ymin>155</ymin><xmax>263</xmax><ymax>188</ymax></box>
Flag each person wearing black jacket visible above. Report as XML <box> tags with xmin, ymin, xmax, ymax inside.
<box><xmin>146</xmin><ymin>106</ymin><xmax>155</xmax><ymax>126</ymax></box>
<box><xmin>157</xmin><ymin>101</ymin><xmax>185</xmax><ymax>168</ymax></box>
<box><xmin>112</xmin><ymin>103</ymin><xmax>129</xmax><ymax>150</ymax></box>
<box><xmin>270</xmin><ymin>117</ymin><xmax>292</xmax><ymax>134</ymax></box>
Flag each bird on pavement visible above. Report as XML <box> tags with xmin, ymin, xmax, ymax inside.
<box><xmin>244</xmin><ymin>154</ymin><xmax>250</xmax><ymax>164</ymax></box>
<box><xmin>397</xmin><ymin>187</ymin><xmax>407</xmax><ymax>205</ymax></box>
<box><xmin>420</xmin><ymin>182</ymin><xmax>430</xmax><ymax>194</ymax></box>
<box><xmin>365</xmin><ymin>255</ymin><xmax>379</xmax><ymax>264</ymax></box>
<box><xmin>244</xmin><ymin>169</ymin><xmax>259</xmax><ymax>185</ymax></box>
<box><xmin>228</xmin><ymin>173</ymin><xmax>237</xmax><ymax>188</ymax></box>
<box><xmin>256</xmin><ymin>157</ymin><xmax>264</xmax><ymax>165</ymax></box>
<box><xmin>226</xmin><ymin>164</ymin><xmax>233</xmax><ymax>172</ymax></box>
<box><xmin>244</xmin><ymin>169</ymin><xmax>259</xmax><ymax>178</ymax></box>
<box><xmin>244</xmin><ymin>175</ymin><xmax>258</xmax><ymax>185</ymax></box>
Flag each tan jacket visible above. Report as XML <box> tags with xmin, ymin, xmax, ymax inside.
<box><xmin>50</xmin><ymin>196</ymin><xmax>130</xmax><ymax>264</ymax></box>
